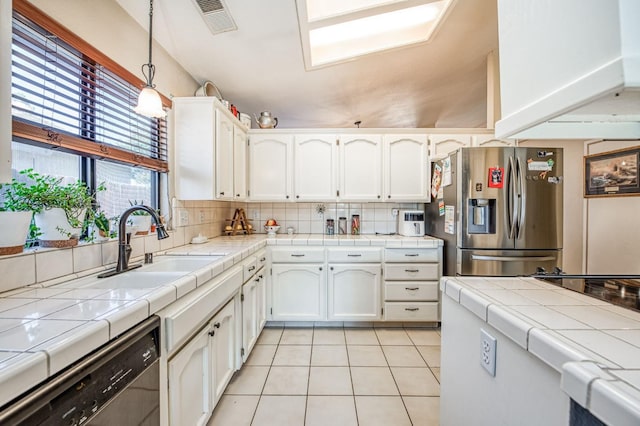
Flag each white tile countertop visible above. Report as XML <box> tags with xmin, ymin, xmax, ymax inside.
<box><xmin>0</xmin><ymin>233</ymin><xmax>440</xmax><ymax>409</ymax></box>
<box><xmin>441</xmin><ymin>276</ymin><xmax>640</xmax><ymax>426</ymax></box>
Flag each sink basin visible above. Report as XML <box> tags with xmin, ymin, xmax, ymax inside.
<box><xmin>138</xmin><ymin>255</ymin><xmax>223</xmax><ymax>273</ymax></box>
<box><xmin>81</xmin><ymin>271</ymin><xmax>187</xmax><ymax>289</ymax></box>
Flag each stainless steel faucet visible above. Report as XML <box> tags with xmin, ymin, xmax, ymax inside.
<box><xmin>98</xmin><ymin>205</ymin><xmax>169</xmax><ymax>278</ymax></box>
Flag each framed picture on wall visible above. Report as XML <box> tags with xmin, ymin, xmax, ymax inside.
<box><xmin>584</xmin><ymin>145</ymin><xmax>640</xmax><ymax>197</ymax></box>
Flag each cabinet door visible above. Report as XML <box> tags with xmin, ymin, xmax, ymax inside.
<box><xmin>328</xmin><ymin>264</ymin><xmax>381</xmax><ymax>321</ymax></box>
<box><xmin>249</xmin><ymin>134</ymin><xmax>294</xmax><ymax>201</ymax></box>
<box><xmin>339</xmin><ymin>134</ymin><xmax>382</xmax><ymax>201</ymax></box>
<box><xmin>384</xmin><ymin>134</ymin><xmax>429</xmax><ymax>201</ymax></box>
<box><xmin>472</xmin><ymin>134</ymin><xmax>516</xmax><ymax>148</ymax></box>
<box><xmin>294</xmin><ymin>134</ymin><xmax>337</xmax><ymax>201</ymax></box>
<box><xmin>241</xmin><ymin>278</ymin><xmax>258</xmax><ymax>363</ymax></box>
<box><xmin>211</xmin><ymin>300</ymin><xmax>236</xmax><ymax>405</ymax></box>
<box><xmin>271</xmin><ymin>264</ymin><xmax>326</xmax><ymax>321</ymax></box>
<box><xmin>215</xmin><ymin>110</ymin><xmax>234</xmax><ymax>200</ymax></box>
<box><xmin>168</xmin><ymin>326</ymin><xmax>212</xmax><ymax>426</ymax></box>
<box><xmin>429</xmin><ymin>134</ymin><xmax>472</xmax><ymax>160</ymax></box>
<box><xmin>256</xmin><ymin>272</ymin><xmax>267</xmax><ymax>332</ymax></box>
<box><xmin>233</xmin><ymin>125</ymin><xmax>248</xmax><ymax>200</ymax></box>
<box><xmin>174</xmin><ymin>99</ymin><xmax>215</xmax><ymax>200</ymax></box>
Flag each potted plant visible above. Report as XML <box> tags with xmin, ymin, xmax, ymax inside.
<box><xmin>9</xmin><ymin>169</ymin><xmax>105</xmax><ymax>248</ymax></box>
<box><xmin>93</xmin><ymin>210</ymin><xmax>116</xmax><ymax>241</ymax></box>
<box><xmin>0</xmin><ymin>178</ymin><xmax>34</xmax><ymax>255</ymax></box>
<box><xmin>128</xmin><ymin>200</ymin><xmax>153</xmax><ymax>235</ymax></box>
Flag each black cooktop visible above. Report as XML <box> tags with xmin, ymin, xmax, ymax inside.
<box><xmin>530</xmin><ymin>273</ymin><xmax>640</xmax><ymax>312</ymax></box>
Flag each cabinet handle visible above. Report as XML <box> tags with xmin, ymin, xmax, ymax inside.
<box><xmin>405</xmin><ymin>254</ymin><xmax>419</xmax><ymax>257</ymax></box>
<box><xmin>255</xmin><ymin>277</ymin><xmax>260</xmax><ymax>282</ymax></box>
<box><xmin>219</xmin><ymin>192</ymin><xmax>225</xmax><ymax>196</ymax></box>
<box><xmin>377</xmin><ymin>195</ymin><xmax>381</xmax><ymax>199</ymax></box>
<box><xmin>405</xmin><ymin>287</ymin><xmax>420</xmax><ymax>291</ymax></box>
<box><xmin>260</xmin><ymin>257</ymin><xmax>266</xmax><ymax>262</ymax></box>
<box><xmin>214</xmin><ymin>322</ymin><xmax>221</xmax><ymax>329</ymax></box>
<box><xmin>347</xmin><ymin>254</ymin><xmax>362</xmax><ymax>257</ymax></box>
<box><xmin>291</xmin><ymin>254</ymin><xmax>305</xmax><ymax>257</ymax></box>
<box><xmin>405</xmin><ymin>269</ymin><xmax>420</xmax><ymax>273</ymax></box>
<box><xmin>248</xmin><ymin>265</ymin><xmax>256</xmax><ymax>271</ymax></box>
<box><xmin>405</xmin><ymin>307</ymin><xmax>420</xmax><ymax>312</ymax></box>
<box><xmin>286</xmin><ymin>195</ymin><xmax>290</xmax><ymax>199</ymax></box>
<box><xmin>296</xmin><ymin>195</ymin><xmax>300</xmax><ymax>199</ymax></box>
<box><xmin>236</xmin><ymin>193</ymin><xmax>240</xmax><ymax>197</ymax></box>
<box><xmin>208</xmin><ymin>330</ymin><xmax>215</xmax><ymax>336</ymax></box>
<box><xmin>259</xmin><ymin>274</ymin><xmax>263</xmax><ymax>279</ymax></box>
<box><xmin>319</xmin><ymin>267</ymin><xmax>323</xmax><ymax>271</ymax></box>
<box><xmin>388</xmin><ymin>195</ymin><xmax>391</xmax><ymax>199</ymax></box>
<box><xmin>330</xmin><ymin>266</ymin><xmax>334</xmax><ymax>271</ymax></box>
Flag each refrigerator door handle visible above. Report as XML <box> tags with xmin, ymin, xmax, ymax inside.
<box><xmin>471</xmin><ymin>255</ymin><xmax>556</xmax><ymax>262</ymax></box>
<box><xmin>507</xmin><ymin>156</ymin><xmax>517</xmax><ymax>239</ymax></box>
<box><xmin>516</xmin><ymin>157</ymin><xmax>525</xmax><ymax>239</ymax></box>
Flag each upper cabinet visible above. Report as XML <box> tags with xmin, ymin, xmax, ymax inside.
<box><xmin>248</xmin><ymin>133</ymin><xmax>294</xmax><ymax>201</ymax></box>
<box><xmin>428</xmin><ymin>134</ymin><xmax>472</xmax><ymax>160</ymax></box>
<box><xmin>339</xmin><ymin>134</ymin><xmax>383</xmax><ymax>201</ymax></box>
<box><xmin>471</xmin><ymin>134</ymin><xmax>515</xmax><ymax>148</ymax></box>
<box><xmin>383</xmin><ymin>134</ymin><xmax>429</xmax><ymax>201</ymax></box>
<box><xmin>294</xmin><ymin>134</ymin><xmax>337</xmax><ymax>201</ymax></box>
<box><xmin>173</xmin><ymin>97</ymin><xmax>248</xmax><ymax>201</ymax></box>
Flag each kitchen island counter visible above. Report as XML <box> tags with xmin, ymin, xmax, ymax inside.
<box><xmin>441</xmin><ymin>275</ymin><xmax>640</xmax><ymax>426</ymax></box>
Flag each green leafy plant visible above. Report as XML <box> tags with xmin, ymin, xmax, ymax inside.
<box><xmin>94</xmin><ymin>210</ymin><xmax>117</xmax><ymax>239</ymax></box>
<box><xmin>2</xmin><ymin>169</ymin><xmax>105</xmax><ymax>239</ymax></box>
<box><xmin>129</xmin><ymin>199</ymin><xmax>151</xmax><ymax>216</ymax></box>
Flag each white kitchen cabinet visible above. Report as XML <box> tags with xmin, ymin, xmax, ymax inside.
<box><xmin>383</xmin><ymin>134</ymin><xmax>429</xmax><ymax>201</ymax></box>
<box><xmin>248</xmin><ymin>133</ymin><xmax>294</xmax><ymax>201</ymax></box>
<box><xmin>328</xmin><ymin>264</ymin><xmax>381</xmax><ymax>321</ymax></box>
<box><xmin>338</xmin><ymin>134</ymin><xmax>383</xmax><ymax>201</ymax></box>
<box><xmin>472</xmin><ymin>134</ymin><xmax>515</xmax><ymax>148</ymax></box>
<box><xmin>168</xmin><ymin>325</ymin><xmax>212</xmax><ymax>426</ymax></box>
<box><xmin>256</xmin><ymin>271</ymin><xmax>267</xmax><ymax>332</ymax></box>
<box><xmin>211</xmin><ymin>299</ymin><xmax>236</xmax><ymax>403</ymax></box>
<box><xmin>428</xmin><ymin>134</ymin><xmax>472</xmax><ymax>160</ymax></box>
<box><xmin>233</xmin><ymin>124</ymin><xmax>248</xmax><ymax>200</ymax></box>
<box><xmin>215</xmin><ymin>110</ymin><xmax>234</xmax><ymax>200</ymax></box>
<box><xmin>294</xmin><ymin>134</ymin><xmax>337</xmax><ymax>201</ymax></box>
<box><xmin>241</xmin><ymin>275</ymin><xmax>258</xmax><ymax>362</ymax></box>
<box><xmin>271</xmin><ymin>264</ymin><xmax>326</xmax><ymax>321</ymax></box>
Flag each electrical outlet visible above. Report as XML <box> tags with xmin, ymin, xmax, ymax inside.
<box><xmin>199</xmin><ymin>210</ymin><xmax>205</xmax><ymax>224</ymax></box>
<box><xmin>392</xmin><ymin>209</ymin><xmax>399</xmax><ymax>217</ymax></box>
<box><xmin>179</xmin><ymin>210</ymin><xmax>189</xmax><ymax>226</ymax></box>
<box><xmin>480</xmin><ymin>329</ymin><xmax>497</xmax><ymax>377</ymax></box>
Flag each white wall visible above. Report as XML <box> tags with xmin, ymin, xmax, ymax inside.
<box><xmin>584</xmin><ymin>140</ymin><xmax>640</xmax><ymax>274</ymax></box>
<box><xmin>518</xmin><ymin>139</ymin><xmax>584</xmax><ymax>273</ymax></box>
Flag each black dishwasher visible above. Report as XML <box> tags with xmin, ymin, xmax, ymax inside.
<box><xmin>0</xmin><ymin>316</ymin><xmax>160</xmax><ymax>425</ymax></box>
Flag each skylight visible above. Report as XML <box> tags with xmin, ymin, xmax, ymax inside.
<box><xmin>297</xmin><ymin>0</ymin><xmax>455</xmax><ymax>68</ymax></box>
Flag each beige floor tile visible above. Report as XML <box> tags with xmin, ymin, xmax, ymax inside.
<box><xmin>417</xmin><ymin>345</ymin><xmax>441</xmax><ymax>367</ymax></box>
<box><xmin>347</xmin><ymin>345</ymin><xmax>387</xmax><ymax>366</ymax></box>
<box><xmin>251</xmin><ymin>395</ymin><xmax>306</xmax><ymax>426</ymax></box>
<box><xmin>431</xmin><ymin>367</ymin><xmax>440</xmax><ymax>382</ymax></box>
<box><xmin>351</xmin><ymin>366</ymin><xmax>399</xmax><ymax>395</ymax></box>
<box><xmin>280</xmin><ymin>328</ymin><xmax>313</xmax><ymax>345</ymax></box>
<box><xmin>308</xmin><ymin>366</ymin><xmax>353</xmax><ymax>395</ymax></box>
<box><xmin>406</xmin><ymin>329</ymin><xmax>442</xmax><ymax>346</ymax></box>
<box><xmin>273</xmin><ymin>345</ymin><xmax>312</xmax><ymax>366</ymax></box>
<box><xmin>224</xmin><ymin>366</ymin><xmax>269</xmax><ymax>395</ymax></box>
<box><xmin>403</xmin><ymin>396</ymin><xmax>440</xmax><ymax>425</ymax></box>
<box><xmin>345</xmin><ymin>328</ymin><xmax>379</xmax><ymax>345</ymax></box>
<box><xmin>354</xmin><ymin>396</ymin><xmax>411</xmax><ymax>426</ymax></box>
<box><xmin>375</xmin><ymin>328</ymin><xmax>413</xmax><ymax>345</ymax></box>
<box><xmin>257</xmin><ymin>328</ymin><xmax>283</xmax><ymax>345</ymax></box>
<box><xmin>207</xmin><ymin>395</ymin><xmax>259</xmax><ymax>426</ymax></box>
<box><xmin>311</xmin><ymin>345</ymin><xmax>349</xmax><ymax>366</ymax></box>
<box><xmin>245</xmin><ymin>345</ymin><xmax>277</xmax><ymax>366</ymax></box>
<box><xmin>306</xmin><ymin>396</ymin><xmax>358</xmax><ymax>426</ymax></box>
<box><xmin>262</xmin><ymin>366</ymin><xmax>309</xmax><ymax>395</ymax></box>
<box><xmin>313</xmin><ymin>328</ymin><xmax>346</xmax><ymax>345</ymax></box>
<box><xmin>382</xmin><ymin>345</ymin><xmax>427</xmax><ymax>367</ymax></box>
<box><xmin>391</xmin><ymin>367</ymin><xmax>440</xmax><ymax>396</ymax></box>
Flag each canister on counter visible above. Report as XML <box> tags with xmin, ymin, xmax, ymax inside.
<box><xmin>351</xmin><ymin>214</ymin><xmax>360</xmax><ymax>235</ymax></box>
<box><xmin>326</xmin><ymin>219</ymin><xmax>334</xmax><ymax>235</ymax></box>
<box><xmin>338</xmin><ymin>217</ymin><xmax>347</xmax><ymax>234</ymax></box>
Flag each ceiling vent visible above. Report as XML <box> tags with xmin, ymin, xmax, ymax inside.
<box><xmin>193</xmin><ymin>0</ymin><xmax>237</xmax><ymax>34</ymax></box>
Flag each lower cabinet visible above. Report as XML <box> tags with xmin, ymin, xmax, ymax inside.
<box><xmin>328</xmin><ymin>264</ymin><xmax>381</xmax><ymax>321</ymax></box>
<box><xmin>168</xmin><ymin>299</ymin><xmax>236</xmax><ymax>426</ymax></box>
<box><xmin>241</xmin><ymin>275</ymin><xmax>258</xmax><ymax>362</ymax></box>
<box><xmin>271</xmin><ymin>264</ymin><xmax>326</xmax><ymax>321</ymax></box>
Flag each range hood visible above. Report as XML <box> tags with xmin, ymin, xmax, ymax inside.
<box><xmin>494</xmin><ymin>0</ymin><xmax>640</xmax><ymax>140</ymax></box>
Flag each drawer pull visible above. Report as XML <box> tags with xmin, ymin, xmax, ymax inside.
<box><xmin>347</xmin><ymin>254</ymin><xmax>362</xmax><ymax>257</ymax></box>
<box><xmin>208</xmin><ymin>330</ymin><xmax>215</xmax><ymax>336</ymax></box>
<box><xmin>248</xmin><ymin>265</ymin><xmax>256</xmax><ymax>271</ymax></box>
<box><xmin>291</xmin><ymin>254</ymin><xmax>305</xmax><ymax>257</ymax></box>
<box><xmin>405</xmin><ymin>269</ymin><xmax>420</xmax><ymax>273</ymax></box>
<box><xmin>405</xmin><ymin>307</ymin><xmax>420</xmax><ymax>312</ymax></box>
<box><xmin>405</xmin><ymin>287</ymin><xmax>419</xmax><ymax>291</ymax></box>
<box><xmin>405</xmin><ymin>254</ymin><xmax>419</xmax><ymax>257</ymax></box>
<box><xmin>260</xmin><ymin>257</ymin><xmax>266</xmax><ymax>262</ymax></box>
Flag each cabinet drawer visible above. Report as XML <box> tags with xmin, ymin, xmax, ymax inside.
<box><xmin>384</xmin><ymin>264</ymin><xmax>439</xmax><ymax>280</ymax></box>
<box><xmin>385</xmin><ymin>249</ymin><xmax>439</xmax><ymax>263</ymax></box>
<box><xmin>384</xmin><ymin>302</ymin><xmax>439</xmax><ymax>321</ymax></box>
<box><xmin>384</xmin><ymin>281</ymin><xmax>439</xmax><ymax>301</ymax></box>
<box><xmin>243</xmin><ymin>256</ymin><xmax>258</xmax><ymax>282</ymax></box>
<box><xmin>256</xmin><ymin>250</ymin><xmax>267</xmax><ymax>270</ymax></box>
<box><xmin>327</xmin><ymin>248</ymin><xmax>382</xmax><ymax>263</ymax></box>
<box><xmin>270</xmin><ymin>247</ymin><xmax>325</xmax><ymax>263</ymax></box>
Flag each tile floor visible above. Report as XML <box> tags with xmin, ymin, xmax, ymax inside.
<box><xmin>208</xmin><ymin>327</ymin><xmax>441</xmax><ymax>426</ymax></box>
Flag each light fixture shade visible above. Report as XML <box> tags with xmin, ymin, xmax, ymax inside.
<box><xmin>134</xmin><ymin>86</ymin><xmax>166</xmax><ymax>118</ymax></box>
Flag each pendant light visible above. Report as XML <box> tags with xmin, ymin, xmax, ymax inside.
<box><xmin>134</xmin><ymin>0</ymin><xmax>166</xmax><ymax>118</ymax></box>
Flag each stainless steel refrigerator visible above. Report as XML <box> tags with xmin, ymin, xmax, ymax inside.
<box><xmin>426</xmin><ymin>147</ymin><xmax>563</xmax><ymax>276</ymax></box>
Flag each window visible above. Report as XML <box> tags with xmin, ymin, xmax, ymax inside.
<box><xmin>8</xmin><ymin>0</ymin><xmax>170</xmax><ymax>222</ymax></box>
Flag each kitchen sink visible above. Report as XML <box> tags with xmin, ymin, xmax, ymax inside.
<box><xmin>137</xmin><ymin>255</ymin><xmax>223</xmax><ymax>273</ymax></box>
<box><xmin>80</xmin><ymin>271</ymin><xmax>187</xmax><ymax>289</ymax></box>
